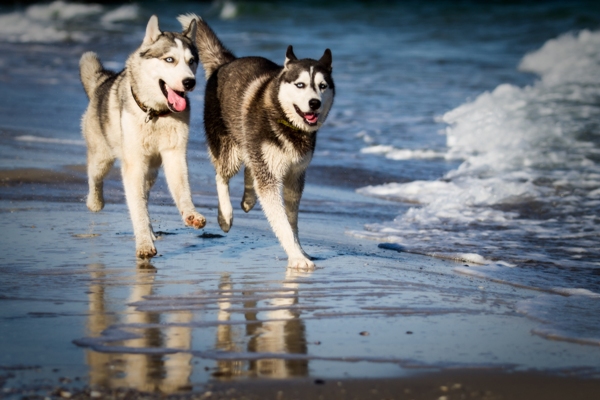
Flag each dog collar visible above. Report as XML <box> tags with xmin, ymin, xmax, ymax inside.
<box><xmin>277</xmin><ymin>118</ymin><xmax>305</xmax><ymax>132</ymax></box>
<box><xmin>130</xmin><ymin>87</ymin><xmax>171</xmax><ymax>123</ymax></box>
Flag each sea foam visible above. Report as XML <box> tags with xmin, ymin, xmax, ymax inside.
<box><xmin>15</xmin><ymin>135</ymin><xmax>85</xmax><ymax>146</ymax></box>
<box><xmin>0</xmin><ymin>1</ymin><xmax>139</xmax><ymax>43</ymax></box>
<box><xmin>352</xmin><ymin>30</ymin><xmax>600</xmax><ymax>284</ymax></box>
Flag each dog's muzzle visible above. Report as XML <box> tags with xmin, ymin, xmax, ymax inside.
<box><xmin>294</xmin><ymin>104</ymin><xmax>320</xmax><ymax>126</ymax></box>
<box><xmin>160</xmin><ymin>80</ymin><xmax>188</xmax><ymax>112</ymax></box>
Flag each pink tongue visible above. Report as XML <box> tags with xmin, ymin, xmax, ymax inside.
<box><xmin>166</xmin><ymin>86</ymin><xmax>187</xmax><ymax>112</ymax></box>
<box><xmin>305</xmin><ymin>113</ymin><xmax>318</xmax><ymax>124</ymax></box>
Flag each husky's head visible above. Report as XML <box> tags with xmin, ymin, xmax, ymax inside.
<box><xmin>131</xmin><ymin>15</ymin><xmax>199</xmax><ymax>113</ymax></box>
<box><xmin>278</xmin><ymin>46</ymin><xmax>335</xmax><ymax>132</ymax></box>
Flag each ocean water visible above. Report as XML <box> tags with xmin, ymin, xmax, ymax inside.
<box><xmin>1</xmin><ymin>0</ymin><xmax>600</xmax><ymax>351</ymax></box>
<box><xmin>352</xmin><ymin>27</ymin><xmax>600</xmax><ymax>290</ymax></box>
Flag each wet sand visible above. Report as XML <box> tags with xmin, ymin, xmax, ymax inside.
<box><xmin>162</xmin><ymin>371</ymin><xmax>600</xmax><ymax>400</ymax></box>
<box><xmin>6</xmin><ymin>371</ymin><xmax>600</xmax><ymax>399</ymax></box>
<box><xmin>0</xmin><ymin>167</ymin><xmax>85</xmax><ymax>186</ymax></box>
<box><xmin>1</xmin><ymin>167</ymin><xmax>600</xmax><ymax>399</ymax></box>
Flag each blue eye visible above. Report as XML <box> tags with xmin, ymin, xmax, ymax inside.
<box><xmin>165</xmin><ymin>57</ymin><xmax>174</xmax><ymax>63</ymax></box>
<box><xmin>189</xmin><ymin>58</ymin><xmax>195</xmax><ymax>66</ymax></box>
<box><xmin>295</xmin><ymin>82</ymin><xmax>305</xmax><ymax>88</ymax></box>
<box><xmin>319</xmin><ymin>83</ymin><xmax>328</xmax><ymax>90</ymax></box>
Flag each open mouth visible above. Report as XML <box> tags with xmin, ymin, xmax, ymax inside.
<box><xmin>159</xmin><ymin>80</ymin><xmax>187</xmax><ymax>112</ymax></box>
<box><xmin>294</xmin><ymin>105</ymin><xmax>319</xmax><ymax>126</ymax></box>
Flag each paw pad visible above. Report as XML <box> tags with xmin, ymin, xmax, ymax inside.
<box><xmin>185</xmin><ymin>213</ymin><xmax>206</xmax><ymax>229</ymax></box>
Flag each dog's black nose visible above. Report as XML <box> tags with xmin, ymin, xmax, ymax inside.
<box><xmin>309</xmin><ymin>99</ymin><xmax>321</xmax><ymax>111</ymax></box>
<box><xmin>183</xmin><ymin>78</ymin><xmax>196</xmax><ymax>91</ymax></box>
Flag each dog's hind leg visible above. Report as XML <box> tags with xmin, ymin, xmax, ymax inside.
<box><xmin>86</xmin><ymin>147</ymin><xmax>114</xmax><ymax>212</ymax></box>
<box><xmin>216</xmin><ymin>172</ymin><xmax>234</xmax><ymax>232</ymax></box>
<box><xmin>241</xmin><ymin>166</ymin><xmax>257</xmax><ymax>212</ymax></box>
<box><xmin>212</xmin><ymin>143</ymin><xmax>240</xmax><ymax>233</ymax></box>
<box><xmin>162</xmin><ymin>149</ymin><xmax>206</xmax><ymax>230</ymax></box>
<box><xmin>145</xmin><ymin>164</ymin><xmax>159</xmax><ymax>199</ymax></box>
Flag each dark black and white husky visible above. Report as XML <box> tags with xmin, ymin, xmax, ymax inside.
<box><xmin>179</xmin><ymin>14</ymin><xmax>335</xmax><ymax>269</ymax></box>
<box><xmin>80</xmin><ymin>16</ymin><xmax>206</xmax><ymax>259</ymax></box>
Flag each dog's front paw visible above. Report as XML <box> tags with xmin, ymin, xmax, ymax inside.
<box><xmin>136</xmin><ymin>244</ymin><xmax>157</xmax><ymax>259</ymax></box>
<box><xmin>86</xmin><ymin>194</ymin><xmax>104</xmax><ymax>212</ymax></box>
<box><xmin>184</xmin><ymin>211</ymin><xmax>206</xmax><ymax>229</ymax></box>
<box><xmin>287</xmin><ymin>256</ymin><xmax>315</xmax><ymax>270</ymax></box>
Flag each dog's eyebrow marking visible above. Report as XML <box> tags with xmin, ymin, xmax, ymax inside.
<box><xmin>184</xmin><ymin>45</ymin><xmax>195</xmax><ymax>61</ymax></box>
<box><xmin>139</xmin><ymin>37</ymin><xmax>182</xmax><ymax>60</ymax></box>
<box><xmin>314</xmin><ymin>72</ymin><xmax>325</xmax><ymax>87</ymax></box>
<box><xmin>296</xmin><ymin>70</ymin><xmax>310</xmax><ymax>85</ymax></box>
<box><xmin>174</xmin><ymin>38</ymin><xmax>184</xmax><ymax>62</ymax></box>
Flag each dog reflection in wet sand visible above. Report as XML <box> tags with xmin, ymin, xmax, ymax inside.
<box><xmin>86</xmin><ymin>263</ymin><xmax>194</xmax><ymax>392</ymax></box>
<box><xmin>84</xmin><ymin>265</ymin><xmax>310</xmax><ymax>387</ymax></box>
<box><xmin>214</xmin><ymin>270</ymin><xmax>310</xmax><ymax>378</ymax></box>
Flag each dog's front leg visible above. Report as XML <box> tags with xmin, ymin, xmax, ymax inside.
<box><xmin>256</xmin><ymin>175</ymin><xmax>314</xmax><ymax>270</ymax></box>
<box><xmin>283</xmin><ymin>169</ymin><xmax>306</xmax><ymax>239</ymax></box>
<box><xmin>121</xmin><ymin>158</ymin><xmax>156</xmax><ymax>259</ymax></box>
<box><xmin>161</xmin><ymin>149</ymin><xmax>206</xmax><ymax>229</ymax></box>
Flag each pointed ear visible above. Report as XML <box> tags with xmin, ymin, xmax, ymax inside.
<box><xmin>319</xmin><ymin>48</ymin><xmax>332</xmax><ymax>72</ymax></box>
<box><xmin>284</xmin><ymin>45</ymin><xmax>297</xmax><ymax>69</ymax></box>
<box><xmin>142</xmin><ymin>15</ymin><xmax>161</xmax><ymax>46</ymax></box>
<box><xmin>183</xmin><ymin>18</ymin><xmax>197</xmax><ymax>40</ymax></box>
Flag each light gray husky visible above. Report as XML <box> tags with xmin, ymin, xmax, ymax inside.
<box><xmin>80</xmin><ymin>15</ymin><xmax>206</xmax><ymax>259</ymax></box>
<box><xmin>179</xmin><ymin>14</ymin><xmax>335</xmax><ymax>269</ymax></box>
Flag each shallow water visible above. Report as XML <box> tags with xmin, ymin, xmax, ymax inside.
<box><xmin>1</xmin><ymin>0</ymin><xmax>600</xmax><ymax>395</ymax></box>
<box><xmin>2</xmin><ymin>201</ymin><xmax>600</xmax><ymax>397</ymax></box>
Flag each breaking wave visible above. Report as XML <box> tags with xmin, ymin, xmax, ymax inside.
<box><xmin>351</xmin><ymin>30</ymin><xmax>600</xmax><ymax>291</ymax></box>
<box><xmin>0</xmin><ymin>1</ymin><xmax>140</xmax><ymax>43</ymax></box>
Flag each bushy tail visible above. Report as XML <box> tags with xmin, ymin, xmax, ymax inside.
<box><xmin>178</xmin><ymin>13</ymin><xmax>236</xmax><ymax>80</ymax></box>
<box><xmin>79</xmin><ymin>52</ymin><xmax>112</xmax><ymax>99</ymax></box>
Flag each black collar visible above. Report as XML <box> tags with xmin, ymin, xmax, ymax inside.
<box><xmin>130</xmin><ymin>87</ymin><xmax>171</xmax><ymax>123</ymax></box>
<box><xmin>277</xmin><ymin>118</ymin><xmax>307</xmax><ymax>132</ymax></box>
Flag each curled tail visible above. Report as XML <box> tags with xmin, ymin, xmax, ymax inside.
<box><xmin>79</xmin><ymin>52</ymin><xmax>114</xmax><ymax>99</ymax></box>
<box><xmin>178</xmin><ymin>13</ymin><xmax>236</xmax><ymax>80</ymax></box>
